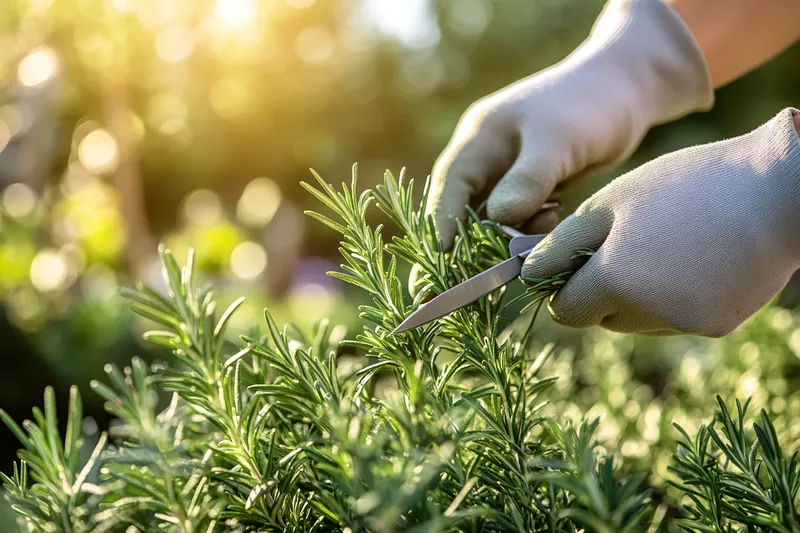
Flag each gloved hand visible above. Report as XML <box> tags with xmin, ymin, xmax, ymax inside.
<box><xmin>425</xmin><ymin>0</ymin><xmax>713</xmax><ymax>249</ymax></box>
<box><xmin>522</xmin><ymin>108</ymin><xmax>800</xmax><ymax>337</ymax></box>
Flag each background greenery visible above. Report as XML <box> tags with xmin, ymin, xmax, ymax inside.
<box><xmin>1</xmin><ymin>0</ymin><xmax>799</xmax><ymax>530</ymax></box>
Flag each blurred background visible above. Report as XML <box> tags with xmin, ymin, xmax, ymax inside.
<box><xmin>1</xmin><ymin>0</ymin><xmax>800</xmax><ymax>526</ymax></box>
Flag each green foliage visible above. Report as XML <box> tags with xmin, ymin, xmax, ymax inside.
<box><xmin>0</xmin><ymin>385</ymin><xmax>107</xmax><ymax>532</ymax></box>
<box><xmin>1</xmin><ymin>167</ymin><xmax>799</xmax><ymax>532</ymax></box>
<box><xmin>670</xmin><ymin>397</ymin><xmax>800</xmax><ymax>532</ymax></box>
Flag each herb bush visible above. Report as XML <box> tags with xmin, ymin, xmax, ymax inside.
<box><xmin>2</xmin><ymin>166</ymin><xmax>799</xmax><ymax>532</ymax></box>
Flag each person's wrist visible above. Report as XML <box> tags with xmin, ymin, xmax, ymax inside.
<box><xmin>546</xmin><ymin>0</ymin><xmax>714</xmax><ymax>169</ymax></box>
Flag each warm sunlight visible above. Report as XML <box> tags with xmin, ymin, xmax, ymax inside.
<box><xmin>4</xmin><ymin>0</ymin><xmax>800</xmax><ymax>531</ymax></box>
<box><xmin>29</xmin><ymin>249</ymin><xmax>69</xmax><ymax>292</ymax></box>
<box><xmin>17</xmin><ymin>46</ymin><xmax>60</xmax><ymax>87</ymax></box>
<box><xmin>78</xmin><ymin>129</ymin><xmax>120</xmax><ymax>174</ymax></box>
<box><xmin>213</xmin><ymin>0</ymin><xmax>257</xmax><ymax>30</ymax></box>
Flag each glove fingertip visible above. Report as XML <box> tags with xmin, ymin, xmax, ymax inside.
<box><xmin>520</xmin><ymin>235</ymin><xmax>573</xmax><ymax>281</ymax></box>
<box><xmin>546</xmin><ymin>262</ymin><xmax>609</xmax><ymax>329</ymax></box>
<box><xmin>486</xmin><ymin>158</ymin><xmax>557</xmax><ymax>226</ymax></box>
<box><xmin>486</xmin><ymin>188</ymin><xmax>535</xmax><ymax>228</ymax></box>
<box><xmin>520</xmin><ymin>249</ymin><xmax>549</xmax><ymax>282</ymax></box>
<box><xmin>548</xmin><ymin>296</ymin><xmax>586</xmax><ymax>329</ymax></box>
<box><xmin>433</xmin><ymin>215</ymin><xmax>457</xmax><ymax>250</ymax></box>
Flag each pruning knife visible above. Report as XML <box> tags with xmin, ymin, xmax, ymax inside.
<box><xmin>391</xmin><ymin>201</ymin><xmax>560</xmax><ymax>335</ymax></box>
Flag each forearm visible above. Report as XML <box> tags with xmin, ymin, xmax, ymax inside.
<box><xmin>667</xmin><ymin>0</ymin><xmax>800</xmax><ymax>88</ymax></box>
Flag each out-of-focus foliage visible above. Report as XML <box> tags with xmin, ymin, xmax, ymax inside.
<box><xmin>541</xmin><ymin>304</ymin><xmax>800</xmax><ymax>471</ymax></box>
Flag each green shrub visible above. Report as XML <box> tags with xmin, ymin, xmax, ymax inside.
<box><xmin>2</xmin><ymin>166</ymin><xmax>799</xmax><ymax>532</ymax></box>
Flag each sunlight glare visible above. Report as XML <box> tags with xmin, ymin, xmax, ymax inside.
<box><xmin>361</xmin><ymin>0</ymin><xmax>440</xmax><ymax>48</ymax></box>
<box><xmin>78</xmin><ymin>129</ymin><xmax>120</xmax><ymax>174</ymax></box>
<box><xmin>18</xmin><ymin>46</ymin><xmax>60</xmax><ymax>87</ymax></box>
<box><xmin>214</xmin><ymin>0</ymin><xmax>257</xmax><ymax>30</ymax></box>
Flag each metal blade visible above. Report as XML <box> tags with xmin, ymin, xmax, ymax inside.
<box><xmin>391</xmin><ymin>256</ymin><xmax>524</xmax><ymax>334</ymax></box>
<box><xmin>508</xmin><ymin>234</ymin><xmax>547</xmax><ymax>257</ymax></box>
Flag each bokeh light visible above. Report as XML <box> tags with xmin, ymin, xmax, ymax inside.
<box><xmin>29</xmin><ymin>249</ymin><xmax>69</xmax><ymax>292</ymax></box>
<box><xmin>8</xmin><ymin>287</ymin><xmax>42</xmax><ymax>328</ymax></box>
<box><xmin>179</xmin><ymin>220</ymin><xmax>245</xmax><ymax>270</ymax></box>
<box><xmin>230</xmin><ymin>240</ymin><xmax>267</xmax><ymax>279</ymax></box>
<box><xmin>445</xmin><ymin>0</ymin><xmax>492</xmax><ymax>37</ymax></box>
<box><xmin>78</xmin><ymin>129</ymin><xmax>120</xmax><ymax>174</ymax></box>
<box><xmin>54</xmin><ymin>177</ymin><xmax>127</xmax><ymax>262</ymax></box>
<box><xmin>2</xmin><ymin>183</ymin><xmax>37</xmax><ymax>218</ymax></box>
<box><xmin>213</xmin><ymin>0</ymin><xmax>257</xmax><ymax>30</ymax></box>
<box><xmin>156</xmin><ymin>25</ymin><xmax>196</xmax><ymax>63</ymax></box>
<box><xmin>789</xmin><ymin>328</ymin><xmax>800</xmax><ymax>357</ymax></box>
<box><xmin>182</xmin><ymin>189</ymin><xmax>223</xmax><ymax>225</ymax></box>
<box><xmin>362</xmin><ymin>0</ymin><xmax>440</xmax><ymax>48</ymax></box>
<box><xmin>288</xmin><ymin>282</ymin><xmax>334</xmax><ymax>322</ymax></box>
<box><xmin>237</xmin><ymin>178</ymin><xmax>281</xmax><ymax>227</ymax></box>
<box><xmin>60</xmin><ymin>243</ymin><xmax>86</xmax><ymax>277</ymax></box>
<box><xmin>146</xmin><ymin>92</ymin><xmax>188</xmax><ymax>135</ymax></box>
<box><xmin>74</xmin><ymin>33</ymin><xmax>117</xmax><ymax>71</ymax></box>
<box><xmin>17</xmin><ymin>46</ymin><xmax>60</xmax><ymax>87</ymax></box>
<box><xmin>399</xmin><ymin>52</ymin><xmax>445</xmax><ymax>97</ymax></box>
<box><xmin>111</xmin><ymin>0</ymin><xmax>135</xmax><ymax>13</ymax></box>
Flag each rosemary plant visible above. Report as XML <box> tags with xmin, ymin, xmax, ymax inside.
<box><xmin>1</xmin><ymin>166</ymin><xmax>798</xmax><ymax>532</ymax></box>
<box><xmin>669</xmin><ymin>397</ymin><xmax>800</xmax><ymax>532</ymax></box>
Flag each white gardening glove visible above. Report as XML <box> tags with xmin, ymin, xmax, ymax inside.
<box><xmin>426</xmin><ymin>0</ymin><xmax>713</xmax><ymax>248</ymax></box>
<box><xmin>522</xmin><ymin>108</ymin><xmax>800</xmax><ymax>337</ymax></box>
